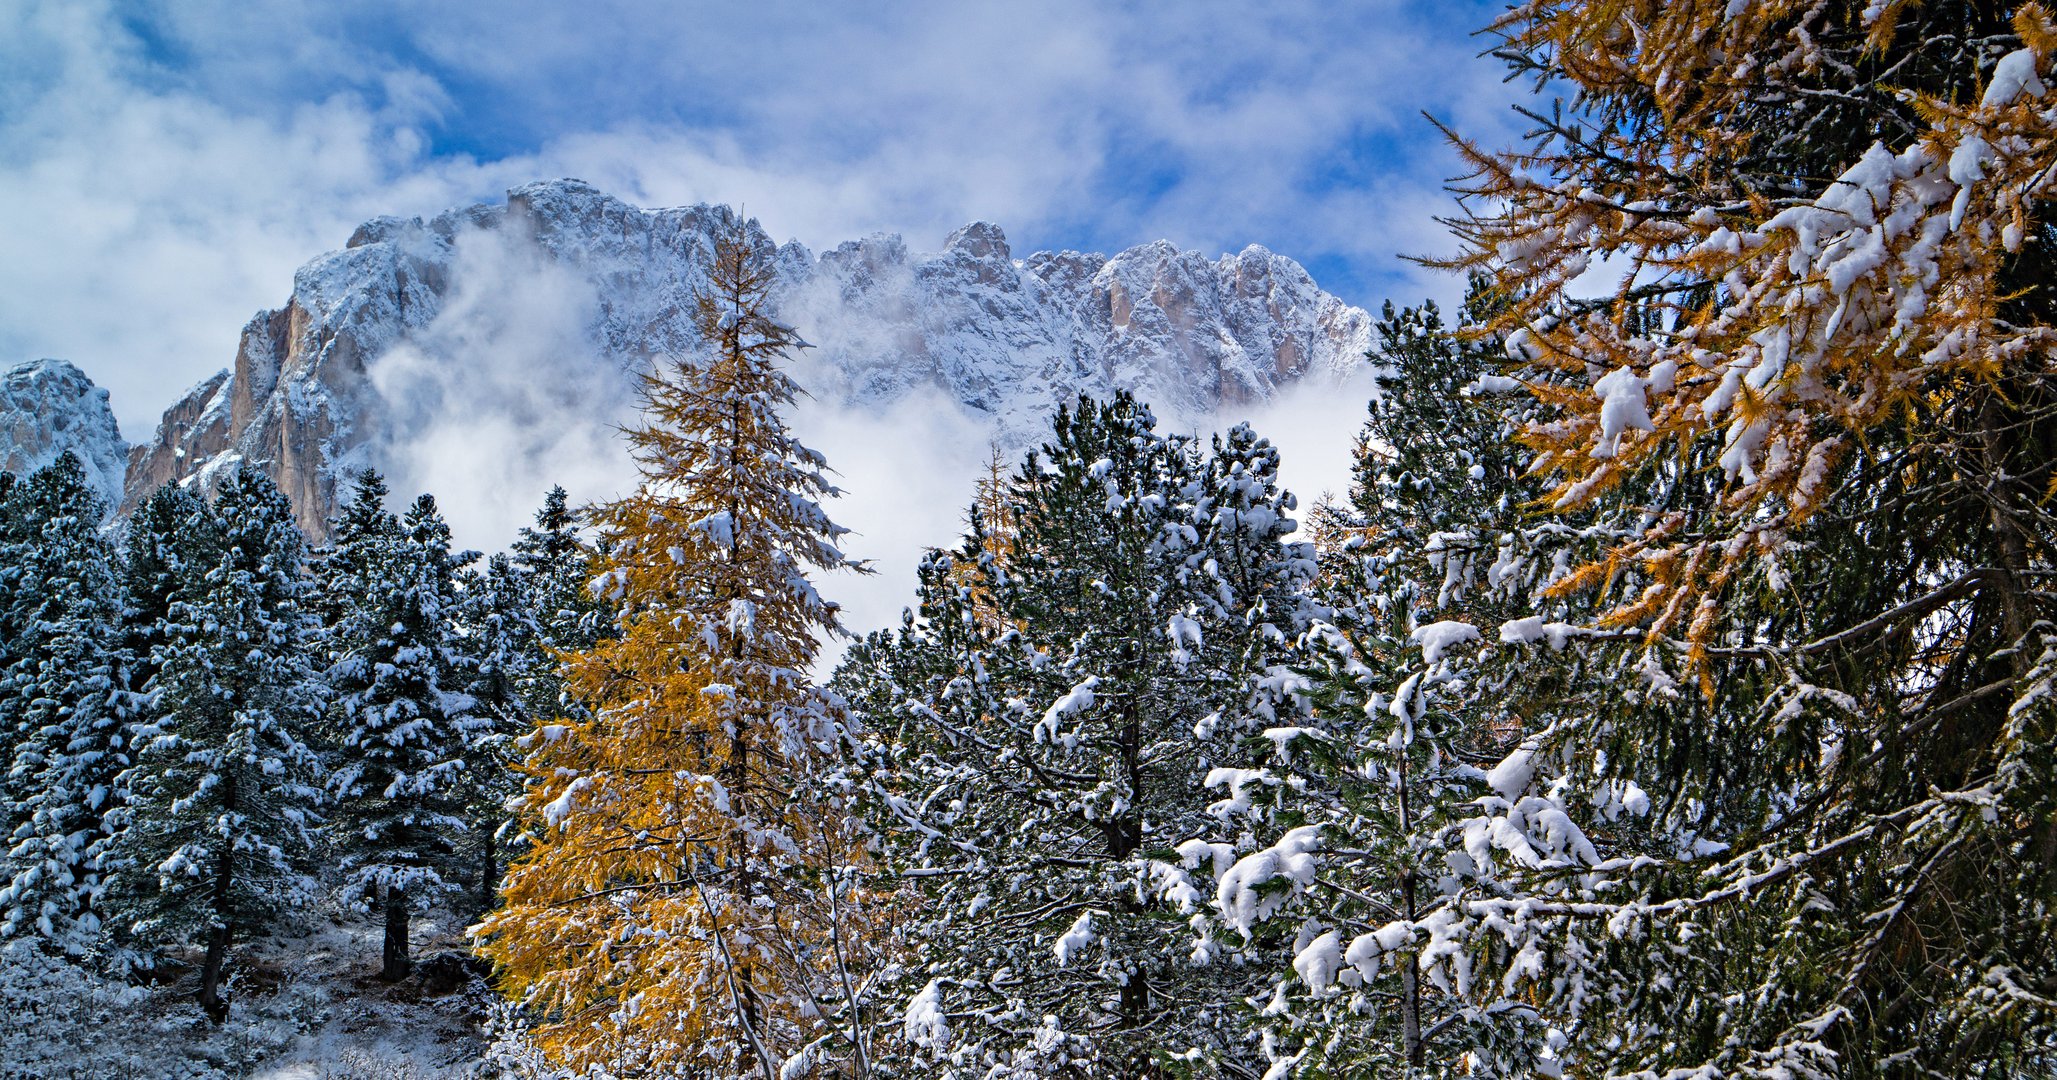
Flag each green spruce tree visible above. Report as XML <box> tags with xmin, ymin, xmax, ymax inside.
<box><xmin>107</xmin><ymin>465</ymin><xmax>326</xmax><ymax>1022</ymax></box>
<box><xmin>120</xmin><ymin>484</ymin><xmax>218</xmax><ymax>704</ymax></box>
<box><xmin>0</xmin><ymin>454</ymin><xmax>133</xmax><ymax>955</ymax></box>
<box><xmin>459</xmin><ymin>490</ymin><xmax>599</xmax><ymax>921</ymax></box>
<box><xmin>325</xmin><ymin>493</ymin><xmax>479</xmax><ymax>981</ymax></box>
<box><xmin>1182</xmin><ymin>293</ymin><xmax>1564</xmax><ymax>1077</ymax></box>
<box><xmin>845</xmin><ymin>393</ymin><xmax>1315</xmax><ymax>1075</ymax></box>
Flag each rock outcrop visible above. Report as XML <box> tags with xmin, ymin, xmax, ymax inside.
<box><xmin>0</xmin><ymin>359</ymin><xmax>127</xmax><ymax>512</ymax></box>
<box><xmin>114</xmin><ymin>180</ymin><xmax>1373</xmax><ymax>538</ymax></box>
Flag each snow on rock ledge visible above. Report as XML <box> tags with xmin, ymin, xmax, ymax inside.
<box><xmin>0</xmin><ymin>359</ymin><xmax>127</xmax><ymax>512</ymax></box>
<box><xmin>113</xmin><ymin>179</ymin><xmax>1375</xmax><ymax>539</ymax></box>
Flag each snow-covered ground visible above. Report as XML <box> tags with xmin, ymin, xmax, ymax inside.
<box><xmin>243</xmin><ymin>910</ymin><xmax>490</xmax><ymax>1079</ymax></box>
<box><xmin>3</xmin><ymin>899</ymin><xmax>498</xmax><ymax>1079</ymax></box>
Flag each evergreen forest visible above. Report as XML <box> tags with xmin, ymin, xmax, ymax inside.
<box><xmin>2</xmin><ymin>2</ymin><xmax>2055</xmax><ymax>1076</ymax></box>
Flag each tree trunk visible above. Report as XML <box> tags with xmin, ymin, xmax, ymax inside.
<box><xmin>382</xmin><ymin>885</ymin><xmax>411</xmax><ymax>982</ymax></box>
<box><xmin>196</xmin><ymin>806</ymin><xmax>238</xmax><ymax>1025</ymax></box>
<box><xmin>478</xmin><ymin>825</ymin><xmax>499</xmax><ymax>920</ymax></box>
<box><xmin>1396</xmin><ymin>724</ymin><xmax>1424</xmax><ymax>1068</ymax></box>
<box><xmin>1979</xmin><ymin>393</ymin><xmax>2036</xmax><ymax>669</ymax></box>
<box><xmin>197</xmin><ymin>845</ymin><xmax>236</xmax><ymax>1024</ymax></box>
<box><xmin>1107</xmin><ymin>703</ymin><xmax>1142</xmax><ymax>861</ymax></box>
<box><xmin>197</xmin><ymin>921</ymin><xmax>232</xmax><ymax>1024</ymax></box>
<box><xmin>1399</xmin><ymin>868</ymin><xmax>1424</xmax><ymax>1068</ymax></box>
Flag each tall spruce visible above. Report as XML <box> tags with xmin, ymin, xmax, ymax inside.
<box><xmin>459</xmin><ymin>553</ymin><xmax>539</xmax><ymax>920</ymax></box>
<box><xmin>477</xmin><ymin>218</ymin><xmax>873</xmax><ymax>1078</ymax></box>
<box><xmin>1177</xmin><ymin>295</ymin><xmax>1563</xmax><ymax>1077</ymax></box>
<box><xmin>510</xmin><ymin>484</ymin><xmax>602</xmax><ymax>658</ymax></box>
<box><xmin>0</xmin><ymin>454</ymin><xmax>132</xmax><ymax>954</ymax></box>
<box><xmin>107</xmin><ymin>465</ymin><xmax>326</xmax><ymax>1022</ymax></box>
<box><xmin>314</xmin><ymin>470</ymin><xmax>404</xmax><ymax>665</ymax></box>
<box><xmin>325</xmin><ymin>492</ymin><xmax>479</xmax><ymax>981</ymax></box>
<box><xmin>841</xmin><ymin>394</ymin><xmax>1315</xmax><ymax>1075</ymax></box>
<box><xmin>121</xmin><ymin>484</ymin><xmax>217</xmax><ymax>703</ymax></box>
<box><xmin>461</xmin><ymin>490</ymin><xmax>600</xmax><ymax>919</ymax></box>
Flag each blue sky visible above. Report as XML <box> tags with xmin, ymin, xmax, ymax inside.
<box><xmin>0</xmin><ymin>0</ymin><xmax>1533</xmax><ymax>435</ymax></box>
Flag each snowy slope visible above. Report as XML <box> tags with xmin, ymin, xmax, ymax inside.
<box><xmin>118</xmin><ymin>179</ymin><xmax>1374</xmax><ymax>538</ymax></box>
<box><xmin>0</xmin><ymin>359</ymin><xmax>126</xmax><ymax>511</ymax></box>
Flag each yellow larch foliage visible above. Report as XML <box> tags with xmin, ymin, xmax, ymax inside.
<box><xmin>475</xmin><ymin>219</ymin><xmax>877</xmax><ymax>1079</ymax></box>
<box><xmin>943</xmin><ymin>442</ymin><xmax>1020</xmax><ymax>631</ymax></box>
<box><xmin>969</xmin><ymin>440</ymin><xmax>1017</xmax><ymax>566</ymax></box>
<box><xmin>1437</xmin><ymin>0</ymin><xmax>2057</xmax><ymax>669</ymax></box>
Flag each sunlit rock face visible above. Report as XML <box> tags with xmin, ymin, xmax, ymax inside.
<box><xmin>116</xmin><ymin>179</ymin><xmax>1373</xmax><ymax>539</ymax></box>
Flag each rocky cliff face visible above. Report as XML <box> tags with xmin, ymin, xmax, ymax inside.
<box><xmin>116</xmin><ymin>179</ymin><xmax>1373</xmax><ymax>539</ymax></box>
<box><xmin>0</xmin><ymin>359</ymin><xmax>127</xmax><ymax>512</ymax></box>
<box><xmin>804</xmin><ymin>218</ymin><xmax>1374</xmax><ymax>435</ymax></box>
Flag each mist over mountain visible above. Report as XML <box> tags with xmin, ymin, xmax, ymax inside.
<box><xmin>35</xmin><ymin>179</ymin><xmax>1369</xmax><ymax>541</ymax></box>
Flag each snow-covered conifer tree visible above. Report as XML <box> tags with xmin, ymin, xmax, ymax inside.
<box><xmin>0</xmin><ymin>453</ymin><xmax>133</xmax><ymax>955</ymax></box>
<box><xmin>846</xmin><ymin>393</ymin><xmax>1315</xmax><ymax>1075</ymax></box>
<box><xmin>312</xmin><ymin>470</ymin><xmax>404</xmax><ymax>665</ymax></box>
<box><xmin>510</xmin><ymin>484</ymin><xmax>602</xmax><ymax>657</ymax></box>
<box><xmin>120</xmin><ymin>484</ymin><xmax>217</xmax><ymax>706</ymax></box>
<box><xmin>1173</xmin><ymin>292</ymin><xmax>1569</xmax><ymax>1077</ymax></box>
<box><xmin>325</xmin><ymin>492</ymin><xmax>479</xmax><ymax>981</ymax></box>
<box><xmin>107</xmin><ymin>465</ymin><xmax>326</xmax><ymax>1022</ymax></box>
<box><xmin>458</xmin><ymin>553</ymin><xmax>538</xmax><ymax>918</ymax></box>
<box><xmin>460</xmin><ymin>489</ymin><xmax>601</xmax><ymax>919</ymax></box>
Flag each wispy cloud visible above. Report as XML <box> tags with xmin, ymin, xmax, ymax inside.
<box><xmin>0</xmin><ymin>0</ymin><xmax>1527</xmax><ymax>436</ymax></box>
<box><xmin>2</xmin><ymin>0</ymin><xmax>1533</xmax><ymax>650</ymax></box>
<box><xmin>364</xmin><ymin>221</ymin><xmax>642</xmax><ymax>556</ymax></box>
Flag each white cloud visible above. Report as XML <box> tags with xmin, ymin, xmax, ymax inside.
<box><xmin>1230</xmin><ymin>364</ymin><xmax>1384</xmax><ymax>527</ymax></box>
<box><xmin>0</xmin><ymin>0</ymin><xmax>1525</xmax><ymax>438</ymax></box>
<box><xmin>0</xmin><ymin>1</ymin><xmax>511</xmax><ymax>435</ymax></box>
<box><xmin>2</xmin><ymin>0</ymin><xmax>1529</xmax><ymax>656</ymax></box>
<box><xmin>791</xmin><ymin>387</ymin><xmax>997</xmax><ymax>666</ymax></box>
<box><xmin>364</xmin><ymin>222</ymin><xmax>642</xmax><ymax>556</ymax></box>
<box><xmin>795</xmin><ymin>363</ymin><xmax>1384</xmax><ymax>670</ymax></box>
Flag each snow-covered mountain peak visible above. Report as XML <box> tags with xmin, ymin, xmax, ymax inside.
<box><xmin>109</xmin><ymin>180</ymin><xmax>1371</xmax><ymax>538</ymax></box>
<box><xmin>0</xmin><ymin>359</ymin><xmax>127</xmax><ymax>512</ymax></box>
<box><xmin>944</xmin><ymin>221</ymin><xmax>1012</xmax><ymax>262</ymax></box>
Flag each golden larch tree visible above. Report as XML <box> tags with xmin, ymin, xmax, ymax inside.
<box><xmin>944</xmin><ymin>441</ymin><xmax>1020</xmax><ymax>631</ymax></box>
<box><xmin>1405</xmin><ymin>2</ymin><xmax>2057</xmax><ymax>1072</ymax></box>
<box><xmin>1443</xmin><ymin>1</ymin><xmax>2057</xmax><ymax>667</ymax></box>
<box><xmin>476</xmin><ymin>217</ymin><xmax>876</xmax><ymax>1079</ymax></box>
